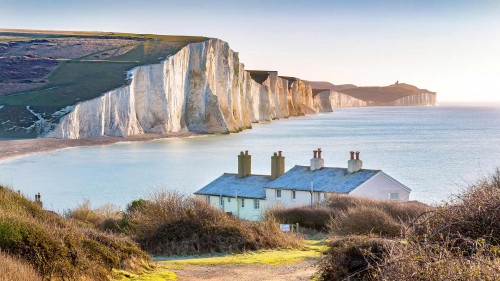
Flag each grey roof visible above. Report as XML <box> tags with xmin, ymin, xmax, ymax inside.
<box><xmin>195</xmin><ymin>173</ymin><xmax>272</xmax><ymax>199</ymax></box>
<box><xmin>266</xmin><ymin>165</ymin><xmax>381</xmax><ymax>193</ymax></box>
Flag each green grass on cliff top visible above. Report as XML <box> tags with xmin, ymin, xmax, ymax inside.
<box><xmin>0</xmin><ymin>31</ymin><xmax>207</xmax><ymax>108</ymax></box>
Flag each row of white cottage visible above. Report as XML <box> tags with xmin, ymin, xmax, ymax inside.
<box><xmin>195</xmin><ymin>149</ymin><xmax>411</xmax><ymax>221</ymax></box>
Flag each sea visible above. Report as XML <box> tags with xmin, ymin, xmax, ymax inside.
<box><xmin>1</xmin><ymin>105</ymin><xmax>499</xmax><ymax>212</ymax></box>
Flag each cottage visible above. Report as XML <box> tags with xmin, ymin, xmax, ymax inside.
<box><xmin>195</xmin><ymin>149</ymin><xmax>411</xmax><ymax>221</ymax></box>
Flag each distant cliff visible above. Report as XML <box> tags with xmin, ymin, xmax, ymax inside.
<box><xmin>308</xmin><ymin>81</ymin><xmax>436</xmax><ymax>107</ymax></box>
<box><xmin>48</xmin><ymin>40</ymin><xmax>317</xmax><ymax>139</ymax></box>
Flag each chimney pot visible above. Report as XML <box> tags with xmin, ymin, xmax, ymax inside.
<box><xmin>245</xmin><ymin>150</ymin><xmax>249</xmax><ymax>155</ymax></box>
<box><xmin>278</xmin><ymin>151</ymin><xmax>282</xmax><ymax>157</ymax></box>
<box><xmin>317</xmin><ymin>148</ymin><xmax>322</xmax><ymax>159</ymax></box>
<box><xmin>240</xmin><ymin>151</ymin><xmax>244</xmax><ymax>155</ymax></box>
<box><xmin>274</xmin><ymin>152</ymin><xmax>277</xmax><ymax>156</ymax></box>
<box><xmin>350</xmin><ymin>151</ymin><xmax>355</xmax><ymax>160</ymax></box>
<box><xmin>356</xmin><ymin>151</ymin><xmax>360</xmax><ymax>160</ymax></box>
<box><xmin>313</xmin><ymin>150</ymin><xmax>318</xmax><ymax>158</ymax></box>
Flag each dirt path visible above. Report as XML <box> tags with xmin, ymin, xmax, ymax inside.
<box><xmin>171</xmin><ymin>260</ymin><xmax>318</xmax><ymax>281</ymax></box>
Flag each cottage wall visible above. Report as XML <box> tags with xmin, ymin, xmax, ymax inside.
<box><xmin>264</xmin><ymin>188</ymin><xmax>325</xmax><ymax>208</ymax></box>
<box><xmin>195</xmin><ymin>194</ymin><xmax>264</xmax><ymax>221</ymax></box>
<box><xmin>348</xmin><ymin>172</ymin><xmax>410</xmax><ymax>201</ymax></box>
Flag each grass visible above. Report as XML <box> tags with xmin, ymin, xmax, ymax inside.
<box><xmin>317</xmin><ymin>169</ymin><xmax>500</xmax><ymax>280</ymax></box>
<box><xmin>159</xmin><ymin>240</ymin><xmax>325</xmax><ymax>267</ymax></box>
<box><xmin>0</xmin><ymin>251</ymin><xmax>41</xmax><ymax>281</ymax></box>
<box><xmin>111</xmin><ymin>240</ymin><xmax>324</xmax><ymax>281</ymax></box>
<box><xmin>0</xmin><ymin>30</ymin><xmax>208</xmax><ymax>138</ymax></box>
<box><xmin>117</xmin><ymin>191</ymin><xmax>302</xmax><ymax>256</ymax></box>
<box><xmin>112</xmin><ymin>268</ymin><xmax>178</xmax><ymax>281</ymax></box>
<box><xmin>0</xmin><ymin>186</ymin><xmax>149</xmax><ymax>280</ymax></box>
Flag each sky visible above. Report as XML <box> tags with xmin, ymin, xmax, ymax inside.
<box><xmin>1</xmin><ymin>0</ymin><xmax>500</xmax><ymax>102</ymax></box>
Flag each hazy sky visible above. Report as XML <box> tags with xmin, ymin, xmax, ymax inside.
<box><xmin>1</xmin><ymin>0</ymin><xmax>500</xmax><ymax>102</ymax></box>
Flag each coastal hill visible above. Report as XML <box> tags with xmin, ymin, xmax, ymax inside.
<box><xmin>308</xmin><ymin>81</ymin><xmax>437</xmax><ymax>106</ymax></box>
<box><xmin>0</xmin><ymin>29</ymin><xmax>436</xmax><ymax>139</ymax></box>
<box><xmin>0</xmin><ymin>29</ymin><xmax>207</xmax><ymax>138</ymax></box>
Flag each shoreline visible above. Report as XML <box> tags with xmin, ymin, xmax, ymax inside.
<box><xmin>0</xmin><ymin>132</ymin><xmax>204</xmax><ymax>161</ymax></box>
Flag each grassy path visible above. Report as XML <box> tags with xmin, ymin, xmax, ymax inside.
<box><xmin>112</xmin><ymin>240</ymin><xmax>325</xmax><ymax>281</ymax></box>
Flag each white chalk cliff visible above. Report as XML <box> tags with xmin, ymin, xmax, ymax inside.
<box><xmin>48</xmin><ymin>39</ymin><xmax>319</xmax><ymax>139</ymax></box>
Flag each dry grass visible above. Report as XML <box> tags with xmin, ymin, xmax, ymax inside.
<box><xmin>65</xmin><ymin>199</ymin><xmax>122</xmax><ymax>231</ymax></box>
<box><xmin>0</xmin><ymin>251</ymin><xmax>41</xmax><ymax>281</ymax></box>
<box><xmin>318</xmin><ymin>169</ymin><xmax>500</xmax><ymax>280</ymax></box>
<box><xmin>329</xmin><ymin>206</ymin><xmax>403</xmax><ymax>237</ymax></box>
<box><xmin>122</xmin><ymin>191</ymin><xmax>302</xmax><ymax>256</ymax></box>
<box><xmin>325</xmin><ymin>194</ymin><xmax>431</xmax><ymax>237</ymax></box>
<box><xmin>0</xmin><ymin>186</ymin><xmax>149</xmax><ymax>280</ymax></box>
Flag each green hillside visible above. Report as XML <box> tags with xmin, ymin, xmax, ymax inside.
<box><xmin>0</xmin><ymin>29</ymin><xmax>207</xmax><ymax>138</ymax></box>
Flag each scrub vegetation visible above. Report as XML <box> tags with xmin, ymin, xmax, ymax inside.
<box><xmin>0</xmin><ymin>186</ymin><xmax>150</xmax><ymax>280</ymax></box>
<box><xmin>68</xmin><ymin>191</ymin><xmax>302</xmax><ymax>256</ymax></box>
<box><xmin>317</xmin><ymin>169</ymin><xmax>500</xmax><ymax>280</ymax></box>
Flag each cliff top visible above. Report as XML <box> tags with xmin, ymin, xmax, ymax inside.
<box><xmin>308</xmin><ymin>81</ymin><xmax>435</xmax><ymax>102</ymax></box>
<box><xmin>0</xmin><ymin>29</ymin><xmax>208</xmax><ymax>137</ymax></box>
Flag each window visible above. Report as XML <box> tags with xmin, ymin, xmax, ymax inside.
<box><xmin>276</xmin><ymin>189</ymin><xmax>281</xmax><ymax>199</ymax></box>
<box><xmin>205</xmin><ymin>195</ymin><xmax>210</xmax><ymax>204</ymax></box>
<box><xmin>228</xmin><ymin>197</ymin><xmax>231</xmax><ymax>203</ymax></box>
<box><xmin>292</xmin><ymin>191</ymin><xmax>296</xmax><ymax>200</ymax></box>
<box><xmin>241</xmin><ymin>198</ymin><xmax>245</xmax><ymax>208</ymax></box>
<box><xmin>220</xmin><ymin>197</ymin><xmax>224</xmax><ymax>206</ymax></box>
<box><xmin>389</xmin><ymin>193</ymin><xmax>399</xmax><ymax>200</ymax></box>
<box><xmin>316</xmin><ymin>192</ymin><xmax>321</xmax><ymax>202</ymax></box>
<box><xmin>254</xmin><ymin>199</ymin><xmax>260</xmax><ymax>209</ymax></box>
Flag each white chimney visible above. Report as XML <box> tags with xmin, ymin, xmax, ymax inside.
<box><xmin>310</xmin><ymin>148</ymin><xmax>324</xmax><ymax>171</ymax></box>
<box><xmin>348</xmin><ymin>151</ymin><xmax>363</xmax><ymax>173</ymax></box>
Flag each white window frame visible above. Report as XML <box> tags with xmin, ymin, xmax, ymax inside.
<box><xmin>389</xmin><ymin>192</ymin><xmax>399</xmax><ymax>200</ymax></box>
<box><xmin>314</xmin><ymin>192</ymin><xmax>321</xmax><ymax>202</ymax></box>
<box><xmin>253</xmin><ymin>199</ymin><xmax>260</xmax><ymax>209</ymax></box>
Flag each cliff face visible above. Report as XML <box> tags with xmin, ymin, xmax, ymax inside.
<box><xmin>314</xmin><ymin>90</ymin><xmax>367</xmax><ymax>112</ymax></box>
<box><xmin>48</xmin><ymin>39</ymin><xmax>317</xmax><ymax>139</ymax></box>
<box><xmin>378</xmin><ymin>93</ymin><xmax>436</xmax><ymax>106</ymax></box>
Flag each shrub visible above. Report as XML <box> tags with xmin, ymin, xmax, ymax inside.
<box><xmin>123</xmin><ymin>191</ymin><xmax>302</xmax><ymax>255</ymax></box>
<box><xmin>265</xmin><ymin>206</ymin><xmax>334</xmax><ymax>231</ymax></box>
<box><xmin>318</xmin><ymin>169</ymin><xmax>500</xmax><ymax>281</ymax></box>
<box><xmin>317</xmin><ymin>236</ymin><xmax>392</xmax><ymax>281</ymax></box>
<box><xmin>370</xmin><ymin>241</ymin><xmax>500</xmax><ymax>281</ymax></box>
<box><xmin>0</xmin><ymin>251</ymin><xmax>41</xmax><ymax>281</ymax></box>
<box><xmin>65</xmin><ymin>200</ymin><xmax>122</xmax><ymax>231</ymax></box>
<box><xmin>329</xmin><ymin>206</ymin><xmax>402</xmax><ymax>237</ymax></box>
<box><xmin>324</xmin><ymin>194</ymin><xmax>431</xmax><ymax>224</ymax></box>
<box><xmin>413</xmin><ymin>169</ymin><xmax>500</xmax><ymax>249</ymax></box>
<box><xmin>0</xmin><ymin>186</ymin><xmax>149</xmax><ymax>280</ymax></box>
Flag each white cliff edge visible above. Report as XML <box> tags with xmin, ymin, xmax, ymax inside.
<box><xmin>47</xmin><ymin>39</ymin><xmax>318</xmax><ymax>139</ymax></box>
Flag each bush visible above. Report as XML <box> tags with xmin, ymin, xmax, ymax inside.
<box><xmin>265</xmin><ymin>206</ymin><xmax>334</xmax><ymax>231</ymax></box>
<box><xmin>329</xmin><ymin>206</ymin><xmax>402</xmax><ymax>237</ymax></box>
<box><xmin>0</xmin><ymin>186</ymin><xmax>149</xmax><ymax>280</ymax></box>
<box><xmin>325</xmin><ymin>194</ymin><xmax>431</xmax><ymax>237</ymax></box>
<box><xmin>0</xmin><ymin>251</ymin><xmax>41</xmax><ymax>281</ymax></box>
<box><xmin>325</xmin><ymin>194</ymin><xmax>431</xmax><ymax>223</ymax></box>
<box><xmin>123</xmin><ymin>191</ymin><xmax>302</xmax><ymax>255</ymax></box>
<box><xmin>413</xmin><ymin>169</ymin><xmax>500</xmax><ymax>249</ymax></box>
<box><xmin>65</xmin><ymin>200</ymin><xmax>122</xmax><ymax>231</ymax></box>
<box><xmin>318</xmin><ymin>236</ymin><xmax>392</xmax><ymax>281</ymax></box>
<box><xmin>318</xmin><ymin>169</ymin><xmax>500</xmax><ymax>281</ymax></box>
